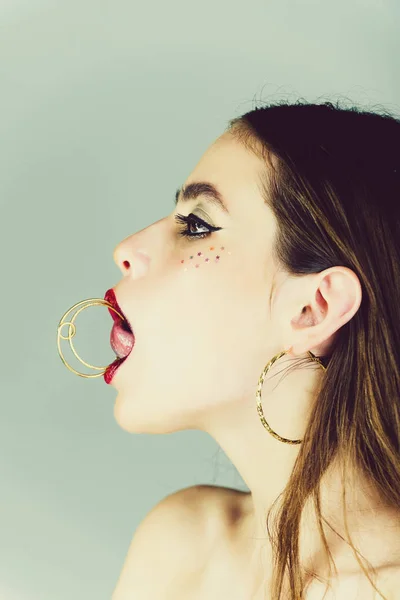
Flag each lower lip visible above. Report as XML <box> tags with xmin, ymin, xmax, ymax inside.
<box><xmin>104</xmin><ymin>355</ymin><xmax>129</xmax><ymax>384</ymax></box>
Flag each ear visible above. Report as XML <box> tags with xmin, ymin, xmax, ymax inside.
<box><xmin>287</xmin><ymin>267</ymin><xmax>362</xmax><ymax>357</ymax></box>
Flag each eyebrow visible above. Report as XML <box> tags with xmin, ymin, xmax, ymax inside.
<box><xmin>174</xmin><ymin>181</ymin><xmax>229</xmax><ymax>214</ymax></box>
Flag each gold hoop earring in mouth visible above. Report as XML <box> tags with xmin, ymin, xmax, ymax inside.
<box><xmin>56</xmin><ymin>298</ymin><xmax>125</xmax><ymax>379</ymax></box>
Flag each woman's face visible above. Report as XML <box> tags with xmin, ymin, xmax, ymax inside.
<box><xmin>111</xmin><ymin>131</ymin><xmax>283</xmax><ymax>434</ymax></box>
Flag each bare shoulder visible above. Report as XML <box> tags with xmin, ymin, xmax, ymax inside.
<box><xmin>111</xmin><ymin>484</ymin><xmax>241</xmax><ymax>599</ymax></box>
<box><xmin>195</xmin><ymin>484</ymin><xmax>251</xmax><ymax>532</ymax></box>
<box><xmin>307</xmin><ymin>565</ymin><xmax>400</xmax><ymax>600</ymax></box>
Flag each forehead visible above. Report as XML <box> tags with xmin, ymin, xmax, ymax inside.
<box><xmin>185</xmin><ymin>132</ymin><xmax>269</xmax><ymax>219</ymax></box>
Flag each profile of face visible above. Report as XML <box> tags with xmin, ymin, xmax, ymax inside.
<box><xmin>111</xmin><ymin>132</ymin><xmax>295</xmax><ymax>435</ymax></box>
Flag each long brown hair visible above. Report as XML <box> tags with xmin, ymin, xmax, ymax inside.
<box><xmin>226</xmin><ymin>99</ymin><xmax>400</xmax><ymax>599</ymax></box>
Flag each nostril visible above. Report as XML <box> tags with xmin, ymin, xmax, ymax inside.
<box><xmin>123</xmin><ymin>260</ymin><xmax>130</xmax><ymax>269</ymax></box>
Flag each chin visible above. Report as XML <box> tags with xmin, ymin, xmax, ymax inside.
<box><xmin>112</xmin><ymin>392</ymin><xmax>187</xmax><ymax>436</ymax></box>
<box><xmin>112</xmin><ymin>393</ymin><xmax>148</xmax><ymax>434</ymax></box>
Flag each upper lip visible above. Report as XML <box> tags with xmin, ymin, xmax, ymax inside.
<box><xmin>104</xmin><ymin>288</ymin><xmax>133</xmax><ymax>332</ymax></box>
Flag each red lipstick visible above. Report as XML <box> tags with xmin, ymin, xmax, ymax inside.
<box><xmin>103</xmin><ymin>288</ymin><xmax>135</xmax><ymax>384</ymax></box>
<box><xmin>104</xmin><ymin>288</ymin><xmax>126</xmax><ymax>324</ymax></box>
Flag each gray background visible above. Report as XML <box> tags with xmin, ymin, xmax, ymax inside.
<box><xmin>0</xmin><ymin>0</ymin><xmax>399</xmax><ymax>598</ymax></box>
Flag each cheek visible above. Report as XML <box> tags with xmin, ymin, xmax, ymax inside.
<box><xmin>179</xmin><ymin>245</ymin><xmax>231</xmax><ymax>270</ymax></box>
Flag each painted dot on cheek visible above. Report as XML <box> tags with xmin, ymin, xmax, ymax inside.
<box><xmin>181</xmin><ymin>249</ymin><xmax>231</xmax><ymax>269</ymax></box>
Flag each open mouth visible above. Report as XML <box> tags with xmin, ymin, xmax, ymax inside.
<box><xmin>103</xmin><ymin>288</ymin><xmax>135</xmax><ymax>384</ymax></box>
<box><xmin>104</xmin><ymin>288</ymin><xmax>133</xmax><ymax>330</ymax></box>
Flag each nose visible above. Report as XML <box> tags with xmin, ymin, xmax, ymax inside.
<box><xmin>113</xmin><ymin>237</ymin><xmax>150</xmax><ymax>278</ymax></box>
<box><xmin>112</xmin><ymin>216</ymin><xmax>169</xmax><ymax>277</ymax></box>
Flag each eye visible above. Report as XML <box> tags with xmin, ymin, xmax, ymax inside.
<box><xmin>174</xmin><ymin>213</ymin><xmax>221</xmax><ymax>240</ymax></box>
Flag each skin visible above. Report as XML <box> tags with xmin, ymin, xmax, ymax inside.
<box><xmin>110</xmin><ymin>131</ymin><xmax>400</xmax><ymax>595</ymax></box>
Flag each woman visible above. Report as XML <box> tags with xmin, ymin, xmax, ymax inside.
<box><xmin>62</xmin><ymin>100</ymin><xmax>400</xmax><ymax>599</ymax></box>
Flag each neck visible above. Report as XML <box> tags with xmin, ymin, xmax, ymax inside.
<box><xmin>199</xmin><ymin>368</ymin><xmax>400</xmax><ymax>585</ymax></box>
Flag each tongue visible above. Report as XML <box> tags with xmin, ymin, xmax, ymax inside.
<box><xmin>110</xmin><ymin>321</ymin><xmax>135</xmax><ymax>359</ymax></box>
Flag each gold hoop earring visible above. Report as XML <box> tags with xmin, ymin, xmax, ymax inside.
<box><xmin>57</xmin><ymin>298</ymin><xmax>124</xmax><ymax>378</ymax></box>
<box><xmin>256</xmin><ymin>347</ymin><xmax>327</xmax><ymax>445</ymax></box>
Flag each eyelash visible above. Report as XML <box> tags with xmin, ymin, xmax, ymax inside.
<box><xmin>174</xmin><ymin>213</ymin><xmax>221</xmax><ymax>240</ymax></box>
